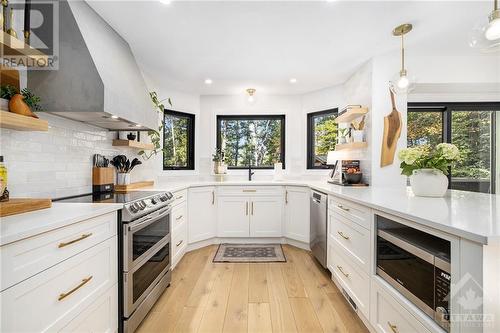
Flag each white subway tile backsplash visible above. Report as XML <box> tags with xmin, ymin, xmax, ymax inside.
<box><xmin>1</xmin><ymin>113</ymin><xmax>157</xmax><ymax>199</ymax></box>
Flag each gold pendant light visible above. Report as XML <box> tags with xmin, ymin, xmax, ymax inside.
<box><xmin>390</xmin><ymin>23</ymin><xmax>415</xmax><ymax>95</ymax></box>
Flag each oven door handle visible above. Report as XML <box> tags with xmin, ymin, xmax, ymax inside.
<box><xmin>128</xmin><ymin>207</ymin><xmax>171</xmax><ymax>233</ymax></box>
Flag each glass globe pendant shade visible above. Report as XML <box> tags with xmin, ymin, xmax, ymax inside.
<box><xmin>469</xmin><ymin>17</ymin><xmax>500</xmax><ymax>53</ymax></box>
<box><xmin>390</xmin><ymin>70</ymin><xmax>416</xmax><ymax>95</ymax></box>
<box><xmin>485</xmin><ymin>11</ymin><xmax>500</xmax><ymax>40</ymax></box>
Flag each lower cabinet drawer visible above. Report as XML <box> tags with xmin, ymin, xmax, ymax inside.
<box><xmin>172</xmin><ymin>221</ymin><xmax>188</xmax><ymax>260</ymax></box>
<box><xmin>0</xmin><ymin>236</ymin><xmax>117</xmax><ymax>332</ymax></box>
<box><xmin>330</xmin><ymin>243</ymin><xmax>370</xmax><ymax>319</ymax></box>
<box><xmin>217</xmin><ymin>186</ymin><xmax>283</xmax><ymax>196</ymax></box>
<box><xmin>172</xmin><ymin>202</ymin><xmax>187</xmax><ymax>230</ymax></box>
<box><xmin>172</xmin><ymin>189</ymin><xmax>188</xmax><ymax>206</ymax></box>
<box><xmin>371</xmin><ymin>279</ymin><xmax>431</xmax><ymax>333</ymax></box>
<box><xmin>330</xmin><ymin>212</ymin><xmax>370</xmax><ymax>273</ymax></box>
<box><xmin>1</xmin><ymin>211</ymin><xmax>117</xmax><ymax>291</ymax></box>
<box><xmin>60</xmin><ymin>284</ymin><xmax>118</xmax><ymax>333</ymax></box>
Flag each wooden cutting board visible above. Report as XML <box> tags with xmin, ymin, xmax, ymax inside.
<box><xmin>115</xmin><ymin>181</ymin><xmax>155</xmax><ymax>193</ymax></box>
<box><xmin>380</xmin><ymin>90</ymin><xmax>402</xmax><ymax>167</ymax></box>
<box><xmin>0</xmin><ymin>198</ymin><xmax>52</xmax><ymax>217</ymax></box>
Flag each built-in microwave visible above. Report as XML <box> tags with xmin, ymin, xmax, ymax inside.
<box><xmin>376</xmin><ymin>215</ymin><xmax>451</xmax><ymax>331</ymax></box>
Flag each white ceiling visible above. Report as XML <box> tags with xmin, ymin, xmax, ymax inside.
<box><xmin>87</xmin><ymin>0</ymin><xmax>491</xmax><ymax>95</ymax></box>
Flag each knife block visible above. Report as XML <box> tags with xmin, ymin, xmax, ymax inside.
<box><xmin>92</xmin><ymin>167</ymin><xmax>114</xmax><ymax>193</ymax></box>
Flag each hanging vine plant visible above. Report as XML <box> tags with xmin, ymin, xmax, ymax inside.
<box><xmin>138</xmin><ymin>91</ymin><xmax>172</xmax><ymax>160</ymax></box>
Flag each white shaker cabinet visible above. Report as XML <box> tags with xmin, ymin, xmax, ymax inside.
<box><xmin>188</xmin><ymin>186</ymin><xmax>217</xmax><ymax>243</ymax></box>
<box><xmin>284</xmin><ymin>186</ymin><xmax>310</xmax><ymax>243</ymax></box>
<box><xmin>250</xmin><ymin>196</ymin><xmax>283</xmax><ymax>237</ymax></box>
<box><xmin>217</xmin><ymin>196</ymin><xmax>250</xmax><ymax>237</ymax></box>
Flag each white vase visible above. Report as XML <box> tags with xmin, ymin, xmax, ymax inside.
<box><xmin>410</xmin><ymin>169</ymin><xmax>448</xmax><ymax>197</ymax></box>
<box><xmin>352</xmin><ymin>130</ymin><xmax>364</xmax><ymax>142</ymax></box>
<box><xmin>117</xmin><ymin>173</ymin><xmax>131</xmax><ymax>185</ymax></box>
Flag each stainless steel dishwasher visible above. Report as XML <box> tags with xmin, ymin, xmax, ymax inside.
<box><xmin>310</xmin><ymin>190</ymin><xmax>328</xmax><ymax>268</ymax></box>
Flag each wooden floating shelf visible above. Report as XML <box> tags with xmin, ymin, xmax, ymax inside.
<box><xmin>115</xmin><ymin>181</ymin><xmax>155</xmax><ymax>193</ymax></box>
<box><xmin>335</xmin><ymin>142</ymin><xmax>368</xmax><ymax>150</ymax></box>
<box><xmin>112</xmin><ymin>139</ymin><xmax>154</xmax><ymax>150</ymax></box>
<box><xmin>0</xmin><ymin>32</ymin><xmax>48</xmax><ymax>64</ymax></box>
<box><xmin>335</xmin><ymin>107</ymin><xmax>369</xmax><ymax>124</ymax></box>
<box><xmin>0</xmin><ymin>198</ymin><xmax>52</xmax><ymax>217</ymax></box>
<box><xmin>0</xmin><ymin>110</ymin><xmax>48</xmax><ymax>131</ymax></box>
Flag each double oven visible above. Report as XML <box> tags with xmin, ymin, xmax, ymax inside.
<box><xmin>121</xmin><ymin>192</ymin><xmax>174</xmax><ymax>333</ymax></box>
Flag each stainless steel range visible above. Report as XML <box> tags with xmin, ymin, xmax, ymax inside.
<box><xmin>121</xmin><ymin>192</ymin><xmax>174</xmax><ymax>333</ymax></box>
<box><xmin>55</xmin><ymin>191</ymin><xmax>174</xmax><ymax>333</ymax></box>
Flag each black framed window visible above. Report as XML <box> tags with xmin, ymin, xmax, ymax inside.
<box><xmin>408</xmin><ymin>102</ymin><xmax>500</xmax><ymax>194</ymax></box>
<box><xmin>163</xmin><ymin>110</ymin><xmax>195</xmax><ymax>170</ymax></box>
<box><xmin>216</xmin><ymin>115</ymin><xmax>285</xmax><ymax>169</ymax></box>
<box><xmin>307</xmin><ymin>108</ymin><xmax>338</xmax><ymax>169</ymax></box>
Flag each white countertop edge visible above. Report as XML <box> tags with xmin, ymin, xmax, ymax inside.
<box><xmin>0</xmin><ymin>203</ymin><xmax>123</xmax><ymax>247</ymax></box>
<box><xmin>140</xmin><ymin>181</ymin><xmax>496</xmax><ymax>245</ymax></box>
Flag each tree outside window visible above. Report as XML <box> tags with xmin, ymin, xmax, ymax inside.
<box><xmin>307</xmin><ymin>109</ymin><xmax>338</xmax><ymax>169</ymax></box>
<box><xmin>217</xmin><ymin>115</ymin><xmax>285</xmax><ymax>169</ymax></box>
<box><xmin>163</xmin><ymin>110</ymin><xmax>195</xmax><ymax>170</ymax></box>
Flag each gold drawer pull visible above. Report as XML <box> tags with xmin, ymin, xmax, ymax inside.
<box><xmin>58</xmin><ymin>233</ymin><xmax>93</xmax><ymax>248</ymax></box>
<box><xmin>387</xmin><ymin>322</ymin><xmax>399</xmax><ymax>333</ymax></box>
<box><xmin>337</xmin><ymin>231</ymin><xmax>350</xmax><ymax>240</ymax></box>
<box><xmin>176</xmin><ymin>215</ymin><xmax>183</xmax><ymax>220</ymax></box>
<box><xmin>176</xmin><ymin>240</ymin><xmax>183</xmax><ymax>247</ymax></box>
<box><xmin>246</xmin><ymin>202</ymin><xmax>249</xmax><ymax>215</ymax></box>
<box><xmin>337</xmin><ymin>204</ymin><xmax>350</xmax><ymax>212</ymax></box>
<box><xmin>176</xmin><ymin>195</ymin><xmax>184</xmax><ymax>200</ymax></box>
<box><xmin>58</xmin><ymin>276</ymin><xmax>93</xmax><ymax>301</ymax></box>
<box><xmin>243</xmin><ymin>189</ymin><xmax>256</xmax><ymax>192</ymax></box>
<box><xmin>336</xmin><ymin>265</ymin><xmax>349</xmax><ymax>278</ymax></box>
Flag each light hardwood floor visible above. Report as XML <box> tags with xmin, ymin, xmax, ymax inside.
<box><xmin>137</xmin><ymin>245</ymin><xmax>369</xmax><ymax>333</ymax></box>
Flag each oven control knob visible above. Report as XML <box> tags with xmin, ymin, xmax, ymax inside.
<box><xmin>151</xmin><ymin>197</ymin><xmax>157</xmax><ymax>205</ymax></box>
<box><xmin>140</xmin><ymin>200</ymin><xmax>147</xmax><ymax>209</ymax></box>
<box><xmin>129</xmin><ymin>205</ymin><xmax>137</xmax><ymax>213</ymax></box>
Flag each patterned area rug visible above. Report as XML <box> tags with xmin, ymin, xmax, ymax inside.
<box><xmin>213</xmin><ymin>244</ymin><xmax>286</xmax><ymax>263</ymax></box>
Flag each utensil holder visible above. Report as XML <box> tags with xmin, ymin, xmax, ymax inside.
<box><xmin>92</xmin><ymin>167</ymin><xmax>114</xmax><ymax>193</ymax></box>
<box><xmin>117</xmin><ymin>173</ymin><xmax>131</xmax><ymax>185</ymax></box>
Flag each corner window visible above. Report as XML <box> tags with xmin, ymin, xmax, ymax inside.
<box><xmin>216</xmin><ymin>115</ymin><xmax>285</xmax><ymax>169</ymax></box>
<box><xmin>307</xmin><ymin>109</ymin><xmax>338</xmax><ymax>169</ymax></box>
<box><xmin>163</xmin><ymin>110</ymin><xmax>195</xmax><ymax>170</ymax></box>
<box><xmin>408</xmin><ymin>102</ymin><xmax>500</xmax><ymax>194</ymax></box>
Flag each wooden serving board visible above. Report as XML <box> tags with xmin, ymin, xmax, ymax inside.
<box><xmin>380</xmin><ymin>90</ymin><xmax>402</xmax><ymax>167</ymax></box>
<box><xmin>0</xmin><ymin>198</ymin><xmax>52</xmax><ymax>217</ymax></box>
<box><xmin>115</xmin><ymin>181</ymin><xmax>154</xmax><ymax>193</ymax></box>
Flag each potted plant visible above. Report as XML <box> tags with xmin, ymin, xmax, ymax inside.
<box><xmin>398</xmin><ymin>143</ymin><xmax>460</xmax><ymax>197</ymax></box>
<box><xmin>338</xmin><ymin>128</ymin><xmax>350</xmax><ymax>144</ymax></box>
<box><xmin>0</xmin><ymin>85</ymin><xmax>17</xmax><ymax>110</ymax></box>
<box><xmin>212</xmin><ymin>148</ymin><xmax>226</xmax><ymax>174</ymax></box>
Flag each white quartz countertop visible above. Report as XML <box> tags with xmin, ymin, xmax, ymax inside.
<box><xmin>0</xmin><ymin>202</ymin><xmax>123</xmax><ymax>246</ymax></box>
<box><xmin>138</xmin><ymin>180</ymin><xmax>499</xmax><ymax>245</ymax></box>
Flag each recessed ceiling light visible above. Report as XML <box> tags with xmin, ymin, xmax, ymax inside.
<box><xmin>110</xmin><ymin>115</ymin><xmax>119</xmax><ymax>119</ymax></box>
<box><xmin>159</xmin><ymin>0</ymin><xmax>171</xmax><ymax>5</ymax></box>
<box><xmin>135</xmin><ymin>124</ymin><xmax>142</xmax><ymax>127</ymax></box>
<box><xmin>289</xmin><ymin>78</ymin><xmax>297</xmax><ymax>84</ymax></box>
<box><xmin>204</xmin><ymin>78</ymin><xmax>213</xmax><ymax>85</ymax></box>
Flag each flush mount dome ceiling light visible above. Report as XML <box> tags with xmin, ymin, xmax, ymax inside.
<box><xmin>389</xmin><ymin>23</ymin><xmax>416</xmax><ymax>95</ymax></box>
<box><xmin>245</xmin><ymin>88</ymin><xmax>257</xmax><ymax>105</ymax></box>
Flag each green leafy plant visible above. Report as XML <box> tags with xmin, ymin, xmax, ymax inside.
<box><xmin>338</xmin><ymin>128</ymin><xmax>350</xmax><ymax>139</ymax></box>
<box><xmin>212</xmin><ymin>148</ymin><xmax>225</xmax><ymax>163</ymax></box>
<box><xmin>0</xmin><ymin>85</ymin><xmax>18</xmax><ymax>100</ymax></box>
<box><xmin>21</xmin><ymin>88</ymin><xmax>43</xmax><ymax>111</ymax></box>
<box><xmin>398</xmin><ymin>143</ymin><xmax>460</xmax><ymax>176</ymax></box>
<box><xmin>138</xmin><ymin>91</ymin><xmax>172</xmax><ymax>160</ymax></box>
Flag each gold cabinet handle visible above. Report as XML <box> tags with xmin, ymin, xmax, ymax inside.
<box><xmin>176</xmin><ymin>195</ymin><xmax>183</xmax><ymax>200</ymax></box>
<box><xmin>336</xmin><ymin>265</ymin><xmax>349</xmax><ymax>278</ymax></box>
<box><xmin>337</xmin><ymin>204</ymin><xmax>350</xmax><ymax>212</ymax></box>
<box><xmin>251</xmin><ymin>201</ymin><xmax>254</xmax><ymax>215</ymax></box>
<box><xmin>337</xmin><ymin>231</ymin><xmax>350</xmax><ymax>240</ymax></box>
<box><xmin>243</xmin><ymin>189</ymin><xmax>256</xmax><ymax>192</ymax></box>
<box><xmin>58</xmin><ymin>276</ymin><xmax>93</xmax><ymax>301</ymax></box>
<box><xmin>58</xmin><ymin>233</ymin><xmax>93</xmax><ymax>248</ymax></box>
<box><xmin>387</xmin><ymin>322</ymin><xmax>399</xmax><ymax>333</ymax></box>
<box><xmin>285</xmin><ymin>191</ymin><xmax>288</xmax><ymax>204</ymax></box>
<box><xmin>212</xmin><ymin>191</ymin><xmax>215</xmax><ymax>205</ymax></box>
<box><xmin>246</xmin><ymin>202</ymin><xmax>249</xmax><ymax>216</ymax></box>
<box><xmin>176</xmin><ymin>215</ymin><xmax>183</xmax><ymax>220</ymax></box>
<box><xmin>176</xmin><ymin>240</ymin><xmax>183</xmax><ymax>247</ymax></box>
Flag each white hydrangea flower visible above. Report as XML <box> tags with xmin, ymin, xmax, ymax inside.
<box><xmin>436</xmin><ymin>143</ymin><xmax>460</xmax><ymax>160</ymax></box>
